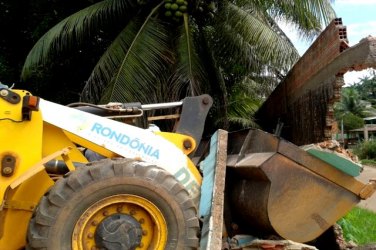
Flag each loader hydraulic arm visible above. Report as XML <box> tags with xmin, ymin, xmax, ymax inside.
<box><xmin>69</xmin><ymin>94</ymin><xmax>213</xmax><ymax>156</ymax></box>
<box><xmin>174</xmin><ymin>94</ymin><xmax>213</xmax><ymax>154</ymax></box>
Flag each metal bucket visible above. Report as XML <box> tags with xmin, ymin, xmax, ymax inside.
<box><xmin>226</xmin><ymin>129</ymin><xmax>375</xmax><ymax>243</ymax></box>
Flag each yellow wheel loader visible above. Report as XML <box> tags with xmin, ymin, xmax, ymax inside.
<box><xmin>0</xmin><ymin>83</ymin><xmax>375</xmax><ymax>250</ymax></box>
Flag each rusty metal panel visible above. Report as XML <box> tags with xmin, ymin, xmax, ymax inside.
<box><xmin>226</xmin><ymin>129</ymin><xmax>374</xmax><ymax>243</ymax></box>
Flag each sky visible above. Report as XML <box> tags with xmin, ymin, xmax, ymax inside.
<box><xmin>283</xmin><ymin>0</ymin><xmax>376</xmax><ymax>86</ymax></box>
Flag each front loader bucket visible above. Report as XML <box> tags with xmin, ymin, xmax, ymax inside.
<box><xmin>226</xmin><ymin>129</ymin><xmax>376</xmax><ymax>243</ymax></box>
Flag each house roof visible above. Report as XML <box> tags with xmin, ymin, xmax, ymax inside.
<box><xmin>350</xmin><ymin>125</ymin><xmax>376</xmax><ymax>132</ymax></box>
<box><xmin>364</xmin><ymin>116</ymin><xmax>376</xmax><ymax>121</ymax></box>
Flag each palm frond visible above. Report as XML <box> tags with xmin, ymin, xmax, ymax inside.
<box><xmin>215</xmin><ymin>3</ymin><xmax>299</xmax><ymax>72</ymax></box>
<box><xmin>211</xmin><ymin>19</ymin><xmax>257</xmax><ymax>73</ymax></box>
<box><xmin>97</xmin><ymin>3</ymin><xmax>172</xmax><ymax>104</ymax></box>
<box><xmin>270</xmin><ymin>0</ymin><xmax>336</xmax><ymax>40</ymax></box>
<box><xmin>221</xmin><ymin>79</ymin><xmax>263</xmax><ymax>129</ymax></box>
<box><xmin>21</xmin><ymin>0</ymin><xmax>137</xmax><ymax>80</ymax></box>
<box><xmin>170</xmin><ymin>14</ymin><xmax>207</xmax><ymax>96</ymax></box>
<box><xmin>80</xmin><ymin>19</ymin><xmax>143</xmax><ymax>102</ymax></box>
<box><xmin>235</xmin><ymin>0</ymin><xmax>336</xmax><ymax>39</ymax></box>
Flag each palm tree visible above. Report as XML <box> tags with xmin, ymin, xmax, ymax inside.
<box><xmin>334</xmin><ymin>87</ymin><xmax>376</xmax><ymax>143</ymax></box>
<box><xmin>335</xmin><ymin>88</ymin><xmax>376</xmax><ymax>119</ymax></box>
<box><xmin>353</xmin><ymin>69</ymin><xmax>376</xmax><ymax>104</ymax></box>
<box><xmin>21</xmin><ymin>0</ymin><xmax>336</xmax><ymax>129</ymax></box>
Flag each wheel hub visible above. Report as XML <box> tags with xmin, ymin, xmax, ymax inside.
<box><xmin>72</xmin><ymin>194</ymin><xmax>167</xmax><ymax>250</ymax></box>
<box><xmin>95</xmin><ymin>213</ymin><xmax>143</xmax><ymax>250</ymax></box>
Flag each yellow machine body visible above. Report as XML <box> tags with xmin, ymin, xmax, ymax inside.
<box><xmin>0</xmin><ymin>90</ymin><xmax>90</xmax><ymax>249</ymax></box>
<box><xmin>0</xmin><ymin>89</ymin><xmax>201</xmax><ymax>249</ymax></box>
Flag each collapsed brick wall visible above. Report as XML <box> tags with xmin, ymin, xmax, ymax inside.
<box><xmin>288</xmin><ymin>18</ymin><xmax>348</xmax><ymax>94</ymax></box>
<box><xmin>255</xmin><ymin>18</ymin><xmax>376</xmax><ymax>146</ymax></box>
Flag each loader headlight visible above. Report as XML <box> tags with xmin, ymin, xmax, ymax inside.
<box><xmin>22</xmin><ymin>95</ymin><xmax>40</xmax><ymax>120</ymax></box>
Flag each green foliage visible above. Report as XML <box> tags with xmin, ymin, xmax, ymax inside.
<box><xmin>335</xmin><ymin>88</ymin><xmax>367</xmax><ymax>119</ymax></box>
<box><xmin>342</xmin><ymin>113</ymin><xmax>364</xmax><ymax>131</ymax></box>
<box><xmin>0</xmin><ymin>0</ymin><xmax>109</xmax><ymax>102</ymax></box>
<box><xmin>218</xmin><ymin>79</ymin><xmax>263</xmax><ymax>129</ymax></box>
<box><xmin>334</xmin><ymin>84</ymin><xmax>376</xmax><ymax>136</ymax></box>
<box><xmin>353</xmin><ymin>140</ymin><xmax>376</xmax><ymax>160</ymax></box>
<box><xmin>353</xmin><ymin>69</ymin><xmax>376</xmax><ymax>103</ymax></box>
<box><xmin>359</xmin><ymin>159</ymin><xmax>376</xmax><ymax>167</ymax></box>
<box><xmin>20</xmin><ymin>0</ymin><xmax>336</xmax><ymax>129</ymax></box>
<box><xmin>338</xmin><ymin>207</ymin><xmax>376</xmax><ymax>245</ymax></box>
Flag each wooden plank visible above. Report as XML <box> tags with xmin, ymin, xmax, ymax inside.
<box><xmin>199</xmin><ymin>129</ymin><xmax>228</xmax><ymax>250</ymax></box>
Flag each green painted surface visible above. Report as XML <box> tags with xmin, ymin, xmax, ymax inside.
<box><xmin>307</xmin><ymin>149</ymin><xmax>361</xmax><ymax>177</ymax></box>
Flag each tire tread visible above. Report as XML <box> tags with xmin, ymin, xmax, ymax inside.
<box><xmin>27</xmin><ymin>158</ymin><xmax>200</xmax><ymax>249</ymax></box>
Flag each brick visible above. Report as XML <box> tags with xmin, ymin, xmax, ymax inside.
<box><xmin>255</xmin><ymin>19</ymin><xmax>376</xmax><ymax>145</ymax></box>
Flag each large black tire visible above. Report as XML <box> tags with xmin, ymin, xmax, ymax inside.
<box><xmin>27</xmin><ymin>158</ymin><xmax>200</xmax><ymax>250</ymax></box>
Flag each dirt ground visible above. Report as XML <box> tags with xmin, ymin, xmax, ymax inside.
<box><xmin>355</xmin><ymin>165</ymin><xmax>376</xmax><ymax>212</ymax></box>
